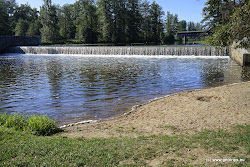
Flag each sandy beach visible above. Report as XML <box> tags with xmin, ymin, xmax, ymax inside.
<box><xmin>61</xmin><ymin>82</ymin><xmax>250</xmax><ymax>138</ymax></box>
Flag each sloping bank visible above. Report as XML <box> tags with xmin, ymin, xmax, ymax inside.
<box><xmin>61</xmin><ymin>82</ymin><xmax>250</xmax><ymax>138</ymax></box>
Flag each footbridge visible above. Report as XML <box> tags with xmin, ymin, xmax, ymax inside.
<box><xmin>0</xmin><ymin>36</ymin><xmax>41</xmax><ymax>53</ymax></box>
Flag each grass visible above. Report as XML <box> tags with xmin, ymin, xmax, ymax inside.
<box><xmin>0</xmin><ymin>123</ymin><xmax>249</xmax><ymax>166</ymax></box>
<box><xmin>0</xmin><ymin>113</ymin><xmax>60</xmax><ymax>136</ymax></box>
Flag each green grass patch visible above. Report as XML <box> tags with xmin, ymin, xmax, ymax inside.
<box><xmin>0</xmin><ymin>113</ymin><xmax>9</xmax><ymax>125</ymax></box>
<box><xmin>192</xmin><ymin>125</ymin><xmax>250</xmax><ymax>153</ymax></box>
<box><xmin>0</xmin><ymin>113</ymin><xmax>60</xmax><ymax>136</ymax></box>
<box><xmin>0</xmin><ymin>125</ymin><xmax>249</xmax><ymax>166</ymax></box>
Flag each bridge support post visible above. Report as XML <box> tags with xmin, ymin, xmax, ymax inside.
<box><xmin>184</xmin><ymin>36</ymin><xmax>187</xmax><ymax>45</ymax></box>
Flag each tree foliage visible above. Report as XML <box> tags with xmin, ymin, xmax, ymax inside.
<box><xmin>40</xmin><ymin>0</ymin><xmax>59</xmax><ymax>42</ymax></box>
<box><xmin>97</xmin><ymin>0</ymin><xmax>143</xmax><ymax>43</ymax></box>
<box><xmin>74</xmin><ymin>0</ymin><xmax>98</xmax><ymax>43</ymax></box>
<box><xmin>149</xmin><ymin>1</ymin><xmax>164</xmax><ymax>43</ymax></box>
<box><xmin>26</xmin><ymin>19</ymin><xmax>41</xmax><ymax>37</ymax></box>
<box><xmin>58</xmin><ymin>4</ymin><xmax>76</xmax><ymax>39</ymax></box>
<box><xmin>1</xmin><ymin>0</ymin><xmax>205</xmax><ymax>44</ymax></box>
<box><xmin>0</xmin><ymin>0</ymin><xmax>11</xmax><ymax>35</ymax></box>
<box><xmin>177</xmin><ymin>20</ymin><xmax>187</xmax><ymax>32</ymax></box>
<box><xmin>164</xmin><ymin>12</ymin><xmax>178</xmax><ymax>44</ymax></box>
<box><xmin>126</xmin><ymin>0</ymin><xmax>141</xmax><ymax>43</ymax></box>
<box><xmin>13</xmin><ymin>4</ymin><xmax>40</xmax><ymax>36</ymax></box>
<box><xmin>96</xmin><ymin>0</ymin><xmax>166</xmax><ymax>44</ymax></box>
<box><xmin>14</xmin><ymin>19</ymin><xmax>29</xmax><ymax>36</ymax></box>
<box><xmin>96</xmin><ymin>0</ymin><xmax>113</xmax><ymax>42</ymax></box>
<box><xmin>203</xmin><ymin>0</ymin><xmax>249</xmax><ymax>48</ymax></box>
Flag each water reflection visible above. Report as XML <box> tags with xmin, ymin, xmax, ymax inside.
<box><xmin>0</xmin><ymin>54</ymin><xmax>249</xmax><ymax>124</ymax></box>
<box><xmin>200</xmin><ymin>60</ymin><xmax>226</xmax><ymax>87</ymax></box>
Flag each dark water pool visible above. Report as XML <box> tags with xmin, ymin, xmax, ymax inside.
<box><xmin>0</xmin><ymin>54</ymin><xmax>249</xmax><ymax>125</ymax></box>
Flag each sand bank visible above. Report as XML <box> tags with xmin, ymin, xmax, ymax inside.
<box><xmin>61</xmin><ymin>82</ymin><xmax>250</xmax><ymax>138</ymax></box>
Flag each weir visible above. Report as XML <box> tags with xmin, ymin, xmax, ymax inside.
<box><xmin>5</xmin><ymin>46</ymin><xmax>230</xmax><ymax>56</ymax></box>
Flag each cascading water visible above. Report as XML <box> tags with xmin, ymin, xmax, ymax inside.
<box><xmin>6</xmin><ymin>46</ymin><xmax>230</xmax><ymax>56</ymax></box>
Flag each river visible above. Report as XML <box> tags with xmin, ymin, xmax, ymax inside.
<box><xmin>0</xmin><ymin>53</ymin><xmax>249</xmax><ymax>125</ymax></box>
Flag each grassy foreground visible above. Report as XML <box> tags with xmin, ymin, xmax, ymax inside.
<box><xmin>1</xmin><ymin>121</ymin><xmax>249</xmax><ymax>166</ymax></box>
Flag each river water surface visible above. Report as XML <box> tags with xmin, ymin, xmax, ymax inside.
<box><xmin>0</xmin><ymin>54</ymin><xmax>249</xmax><ymax>125</ymax></box>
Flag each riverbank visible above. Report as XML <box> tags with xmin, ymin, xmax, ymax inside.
<box><xmin>61</xmin><ymin>82</ymin><xmax>250</xmax><ymax>138</ymax></box>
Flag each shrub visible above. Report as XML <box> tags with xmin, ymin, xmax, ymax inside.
<box><xmin>0</xmin><ymin>113</ymin><xmax>60</xmax><ymax>136</ymax></box>
<box><xmin>4</xmin><ymin>113</ymin><xmax>27</xmax><ymax>131</ymax></box>
<box><xmin>25</xmin><ymin>115</ymin><xmax>60</xmax><ymax>136</ymax></box>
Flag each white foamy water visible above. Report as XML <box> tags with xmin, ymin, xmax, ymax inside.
<box><xmin>7</xmin><ymin>46</ymin><xmax>230</xmax><ymax>56</ymax></box>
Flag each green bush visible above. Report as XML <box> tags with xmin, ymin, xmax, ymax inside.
<box><xmin>4</xmin><ymin>113</ymin><xmax>27</xmax><ymax>131</ymax></box>
<box><xmin>0</xmin><ymin>113</ymin><xmax>60</xmax><ymax>136</ymax></box>
<box><xmin>25</xmin><ymin>115</ymin><xmax>59</xmax><ymax>136</ymax></box>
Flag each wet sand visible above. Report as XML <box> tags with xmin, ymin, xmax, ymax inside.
<box><xmin>60</xmin><ymin>82</ymin><xmax>250</xmax><ymax>138</ymax></box>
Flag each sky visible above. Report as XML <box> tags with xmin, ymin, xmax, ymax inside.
<box><xmin>15</xmin><ymin>0</ymin><xmax>207</xmax><ymax>23</ymax></box>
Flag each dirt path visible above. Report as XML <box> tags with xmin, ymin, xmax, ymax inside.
<box><xmin>60</xmin><ymin>82</ymin><xmax>250</xmax><ymax>138</ymax></box>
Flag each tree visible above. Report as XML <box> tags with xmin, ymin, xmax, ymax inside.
<box><xmin>0</xmin><ymin>0</ymin><xmax>11</xmax><ymax>35</ymax></box>
<box><xmin>140</xmin><ymin>0</ymin><xmax>151</xmax><ymax>43</ymax></box>
<box><xmin>149</xmin><ymin>1</ymin><xmax>165</xmax><ymax>43</ymax></box>
<box><xmin>13</xmin><ymin>4</ymin><xmax>34</xmax><ymax>22</ymax></box>
<box><xmin>27</xmin><ymin>8</ymin><xmax>41</xmax><ymax>36</ymax></box>
<box><xmin>177</xmin><ymin>20</ymin><xmax>187</xmax><ymax>32</ymax></box>
<box><xmin>125</xmin><ymin>0</ymin><xmax>141</xmax><ymax>43</ymax></box>
<box><xmin>229</xmin><ymin>2</ymin><xmax>250</xmax><ymax>48</ymax></box>
<box><xmin>14</xmin><ymin>19</ymin><xmax>29</xmax><ymax>36</ymax></box>
<box><xmin>26</xmin><ymin>19</ymin><xmax>42</xmax><ymax>36</ymax></box>
<box><xmin>97</xmin><ymin>0</ymin><xmax>142</xmax><ymax>43</ymax></box>
<box><xmin>206</xmin><ymin>2</ymin><xmax>250</xmax><ymax>48</ymax></box>
<box><xmin>13</xmin><ymin>4</ymin><xmax>40</xmax><ymax>36</ymax></box>
<box><xmin>187</xmin><ymin>21</ymin><xmax>196</xmax><ymax>31</ymax></box>
<box><xmin>164</xmin><ymin>11</ymin><xmax>178</xmax><ymax>44</ymax></box>
<box><xmin>202</xmin><ymin>0</ymin><xmax>239</xmax><ymax>31</ymax></box>
<box><xmin>195</xmin><ymin>22</ymin><xmax>203</xmax><ymax>31</ymax></box>
<box><xmin>0</xmin><ymin>0</ymin><xmax>18</xmax><ymax>35</ymax></box>
<box><xmin>6</xmin><ymin>0</ymin><xmax>18</xmax><ymax>33</ymax></box>
<box><xmin>58</xmin><ymin>4</ymin><xmax>76</xmax><ymax>39</ymax></box>
<box><xmin>40</xmin><ymin>0</ymin><xmax>60</xmax><ymax>42</ymax></box>
<box><xmin>96</xmin><ymin>0</ymin><xmax>113</xmax><ymax>42</ymax></box>
<box><xmin>204</xmin><ymin>0</ymin><xmax>249</xmax><ymax>48</ymax></box>
<box><xmin>110</xmin><ymin>0</ymin><xmax>127</xmax><ymax>43</ymax></box>
<box><xmin>75</xmin><ymin>0</ymin><xmax>98</xmax><ymax>43</ymax></box>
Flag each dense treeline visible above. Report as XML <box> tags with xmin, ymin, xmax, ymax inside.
<box><xmin>202</xmin><ymin>0</ymin><xmax>249</xmax><ymax>48</ymax></box>
<box><xmin>0</xmin><ymin>0</ymin><xmax>202</xmax><ymax>44</ymax></box>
